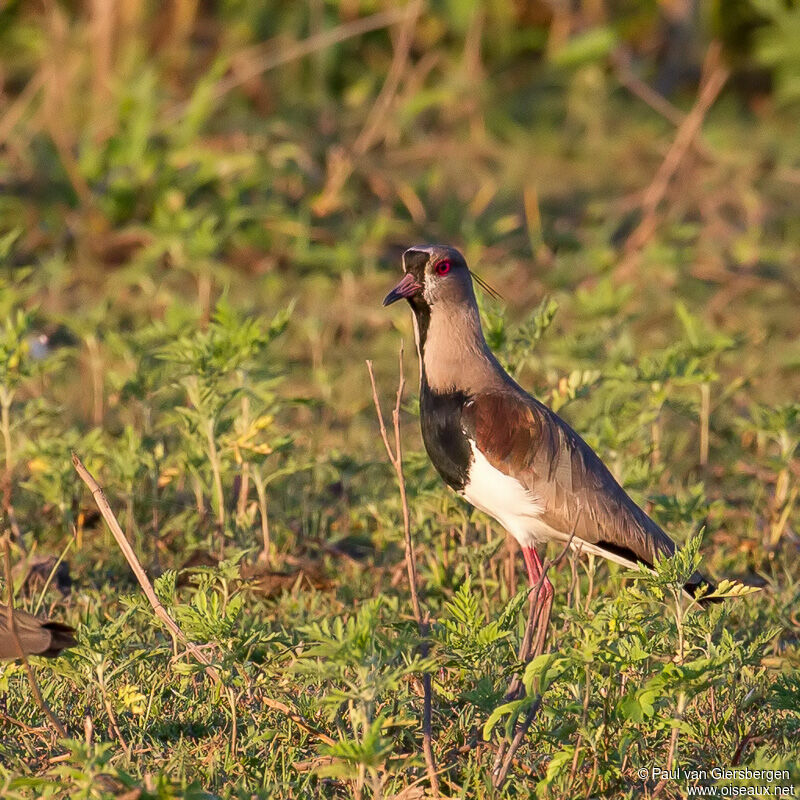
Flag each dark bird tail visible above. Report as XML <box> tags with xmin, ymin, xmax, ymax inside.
<box><xmin>685</xmin><ymin>573</ymin><xmax>722</xmax><ymax>607</ymax></box>
<box><xmin>37</xmin><ymin>621</ymin><xmax>78</xmax><ymax>657</ymax></box>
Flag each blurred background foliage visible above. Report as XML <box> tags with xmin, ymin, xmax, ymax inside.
<box><xmin>0</xmin><ymin>0</ymin><xmax>799</xmax><ymax>797</ymax></box>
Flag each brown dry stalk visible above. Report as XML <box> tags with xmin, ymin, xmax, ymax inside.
<box><xmin>314</xmin><ymin>0</ymin><xmax>423</xmax><ymax>215</ymax></box>
<box><xmin>41</xmin><ymin>5</ymin><xmax>93</xmax><ymax>209</ymax></box>
<box><xmin>366</xmin><ymin>348</ymin><xmax>440</xmax><ymax>798</ymax></box>
<box><xmin>616</xmin><ymin>42</ymin><xmax>730</xmax><ymax>280</ymax></box>
<box><xmin>366</xmin><ymin>349</ymin><xmax>422</xmax><ymax>623</ymax></box>
<box><xmin>72</xmin><ymin>453</ymin><xmax>219</xmax><ymax>675</ymax></box>
<box><xmin>2</xmin><ymin>536</ymin><xmax>68</xmax><ymax>739</ymax></box>
<box><xmin>612</xmin><ymin>48</ymin><xmax>686</xmax><ymax>127</ymax></box>
<box><xmin>260</xmin><ymin>696</ymin><xmax>335</xmax><ymax>747</ymax></box>
<box><xmin>353</xmin><ymin>0</ymin><xmax>424</xmax><ymax>159</ymax></box>
<box><xmin>102</xmin><ymin>690</ymin><xmax>131</xmax><ymax>759</ymax></box>
<box><xmin>612</xmin><ymin>45</ymin><xmax>720</xmax><ymax>167</ymax></box>
<box><xmin>166</xmin><ymin>8</ymin><xmax>409</xmax><ymax>123</ymax></box>
<box><xmin>72</xmin><ymin>452</ymin><xmax>241</xmax><ymax>755</ymax></box>
<box><xmin>72</xmin><ymin>452</ymin><xmax>332</xmax><ymax>753</ymax></box>
<box><xmin>0</xmin><ymin>69</ymin><xmax>46</xmax><ymax>147</ymax></box>
<box><xmin>72</xmin><ymin>452</ymin><xmax>240</xmax><ymax>753</ymax></box>
<box><xmin>0</xmin><ymin>710</ymin><xmax>50</xmax><ymax>736</ymax></box>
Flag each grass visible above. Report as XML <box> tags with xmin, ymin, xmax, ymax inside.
<box><xmin>0</xmin><ymin>2</ymin><xmax>799</xmax><ymax>798</ymax></box>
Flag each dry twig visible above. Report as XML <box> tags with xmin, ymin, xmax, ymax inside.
<box><xmin>366</xmin><ymin>347</ymin><xmax>440</xmax><ymax>798</ymax></box>
<box><xmin>260</xmin><ymin>695</ymin><xmax>336</xmax><ymax>747</ymax></box>
<box><xmin>612</xmin><ymin>48</ymin><xmax>686</xmax><ymax>127</ymax></box>
<box><xmin>314</xmin><ymin>0</ymin><xmax>423</xmax><ymax>215</ymax></box>
<box><xmin>616</xmin><ymin>42</ymin><xmax>730</xmax><ymax>281</ymax></box>
<box><xmin>166</xmin><ymin>8</ymin><xmax>409</xmax><ymax>124</ymax></box>
<box><xmin>0</xmin><ymin>69</ymin><xmax>46</xmax><ymax>148</ymax></box>
<box><xmin>72</xmin><ymin>453</ymin><xmax>219</xmax><ymax>675</ymax></box>
<box><xmin>72</xmin><ymin>453</ymin><xmax>335</xmax><ymax>756</ymax></box>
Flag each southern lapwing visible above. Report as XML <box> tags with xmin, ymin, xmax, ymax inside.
<box><xmin>383</xmin><ymin>244</ymin><xmax>717</xmax><ymax>629</ymax></box>
<box><xmin>0</xmin><ymin>605</ymin><xmax>77</xmax><ymax>660</ymax></box>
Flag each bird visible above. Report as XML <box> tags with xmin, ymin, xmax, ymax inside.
<box><xmin>0</xmin><ymin>605</ymin><xmax>77</xmax><ymax>660</ymax></box>
<box><xmin>383</xmin><ymin>244</ymin><xmax>717</xmax><ymax>636</ymax></box>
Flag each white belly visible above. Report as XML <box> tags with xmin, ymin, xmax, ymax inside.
<box><xmin>460</xmin><ymin>442</ymin><xmax>547</xmax><ymax>548</ymax></box>
<box><xmin>460</xmin><ymin>443</ymin><xmax>643</xmax><ymax>569</ymax></box>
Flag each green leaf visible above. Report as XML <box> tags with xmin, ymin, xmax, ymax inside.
<box><xmin>523</xmin><ymin>653</ymin><xmax>567</xmax><ymax>696</ymax></box>
<box><xmin>550</xmin><ymin>27</ymin><xmax>617</xmax><ymax>69</ymax></box>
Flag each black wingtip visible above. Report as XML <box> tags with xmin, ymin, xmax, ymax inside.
<box><xmin>40</xmin><ymin>621</ymin><xmax>78</xmax><ymax>657</ymax></box>
<box><xmin>685</xmin><ymin>575</ymin><xmax>723</xmax><ymax>608</ymax></box>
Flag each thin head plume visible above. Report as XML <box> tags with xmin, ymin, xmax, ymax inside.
<box><xmin>470</xmin><ymin>270</ymin><xmax>503</xmax><ymax>301</ymax></box>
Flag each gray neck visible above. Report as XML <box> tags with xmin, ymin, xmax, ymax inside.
<box><xmin>415</xmin><ymin>303</ymin><xmax>506</xmax><ymax>395</ymax></box>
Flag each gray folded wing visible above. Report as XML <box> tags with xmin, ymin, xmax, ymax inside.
<box><xmin>462</xmin><ymin>390</ymin><xmax>716</xmax><ymax>599</ymax></box>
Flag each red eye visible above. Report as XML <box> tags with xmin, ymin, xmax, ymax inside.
<box><xmin>435</xmin><ymin>259</ymin><xmax>451</xmax><ymax>276</ymax></box>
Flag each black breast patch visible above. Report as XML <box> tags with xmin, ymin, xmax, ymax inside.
<box><xmin>419</xmin><ymin>379</ymin><xmax>472</xmax><ymax>491</ymax></box>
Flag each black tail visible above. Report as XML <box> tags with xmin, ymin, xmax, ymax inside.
<box><xmin>39</xmin><ymin>621</ymin><xmax>78</xmax><ymax>657</ymax></box>
<box><xmin>685</xmin><ymin>573</ymin><xmax>722</xmax><ymax>607</ymax></box>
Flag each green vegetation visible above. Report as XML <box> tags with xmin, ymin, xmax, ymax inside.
<box><xmin>1</xmin><ymin>1</ymin><xmax>799</xmax><ymax>797</ymax></box>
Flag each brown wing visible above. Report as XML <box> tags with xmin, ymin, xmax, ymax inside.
<box><xmin>462</xmin><ymin>391</ymin><xmax>679</xmax><ymax>568</ymax></box>
<box><xmin>0</xmin><ymin>606</ymin><xmax>77</xmax><ymax>659</ymax></box>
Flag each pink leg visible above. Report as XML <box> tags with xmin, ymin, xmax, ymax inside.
<box><xmin>522</xmin><ymin>546</ymin><xmax>554</xmax><ymax>599</ymax></box>
<box><xmin>520</xmin><ymin>546</ymin><xmax>554</xmax><ymax>658</ymax></box>
<box><xmin>522</xmin><ymin>546</ymin><xmax>541</xmax><ymax>586</ymax></box>
<box><xmin>494</xmin><ymin>546</ymin><xmax>554</xmax><ymax>784</ymax></box>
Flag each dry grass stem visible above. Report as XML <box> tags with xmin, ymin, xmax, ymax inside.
<box><xmin>617</xmin><ymin>42</ymin><xmax>730</xmax><ymax>280</ymax></box>
<box><xmin>259</xmin><ymin>696</ymin><xmax>336</xmax><ymax>747</ymax></box>
<box><xmin>366</xmin><ymin>347</ymin><xmax>440</xmax><ymax>799</ymax></box>
<box><xmin>72</xmin><ymin>452</ymin><xmax>334</xmax><ymax>754</ymax></box>
<box><xmin>0</xmin><ymin>69</ymin><xmax>46</xmax><ymax>148</ymax></box>
<box><xmin>71</xmin><ymin>452</ymin><xmax>219</xmax><ymax>675</ymax></box>
<box><xmin>314</xmin><ymin>0</ymin><xmax>423</xmax><ymax>215</ymax></box>
<box><xmin>166</xmin><ymin>8</ymin><xmax>409</xmax><ymax>123</ymax></box>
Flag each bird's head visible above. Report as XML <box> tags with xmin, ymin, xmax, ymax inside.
<box><xmin>383</xmin><ymin>245</ymin><xmax>503</xmax><ymax>390</ymax></box>
<box><xmin>383</xmin><ymin>245</ymin><xmax>479</xmax><ymax>313</ymax></box>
